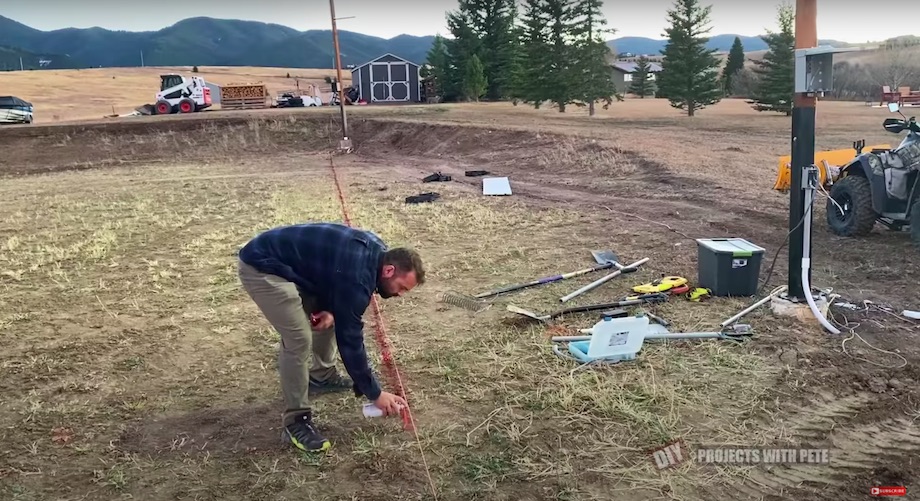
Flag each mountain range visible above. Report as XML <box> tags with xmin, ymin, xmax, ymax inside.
<box><xmin>0</xmin><ymin>15</ymin><xmax>850</xmax><ymax>70</ymax></box>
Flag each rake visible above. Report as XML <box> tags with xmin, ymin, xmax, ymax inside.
<box><xmin>436</xmin><ymin>290</ymin><xmax>493</xmax><ymax>313</ymax></box>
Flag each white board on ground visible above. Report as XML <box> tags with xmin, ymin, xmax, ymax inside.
<box><xmin>483</xmin><ymin>177</ymin><xmax>512</xmax><ymax>196</ymax></box>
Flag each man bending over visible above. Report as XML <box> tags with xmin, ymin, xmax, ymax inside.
<box><xmin>237</xmin><ymin>222</ymin><xmax>424</xmax><ymax>452</ymax></box>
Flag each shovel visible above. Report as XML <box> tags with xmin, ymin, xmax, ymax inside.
<box><xmin>473</xmin><ymin>250</ymin><xmax>626</xmax><ymax>299</ymax></box>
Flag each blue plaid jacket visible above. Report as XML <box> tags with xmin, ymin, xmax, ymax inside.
<box><xmin>239</xmin><ymin>222</ymin><xmax>387</xmax><ymax>400</ymax></box>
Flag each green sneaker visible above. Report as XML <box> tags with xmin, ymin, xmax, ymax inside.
<box><xmin>282</xmin><ymin>413</ymin><xmax>331</xmax><ymax>453</ymax></box>
<box><xmin>309</xmin><ymin>372</ymin><xmax>353</xmax><ymax>395</ymax></box>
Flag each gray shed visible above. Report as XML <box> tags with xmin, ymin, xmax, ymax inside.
<box><xmin>350</xmin><ymin>53</ymin><xmax>421</xmax><ymax>104</ymax></box>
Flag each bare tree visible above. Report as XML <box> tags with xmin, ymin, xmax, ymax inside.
<box><xmin>831</xmin><ymin>61</ymin><xmax>875</xmax><ymax>100</ymax></box>
<box><xmin>874</xmin><ymin>45</ymin><xmax>920</xmax><ymax>89</ymax></box>
<box><xmin>731</xmin><ymin>67</ymin><xmax>759</xmax><ymax>99</ymax></box>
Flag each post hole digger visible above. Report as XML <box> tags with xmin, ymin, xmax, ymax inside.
<box><xmin>559</xmin><ymin>254</ymin><xmax>650</xmax><ymax>303</ymax></box>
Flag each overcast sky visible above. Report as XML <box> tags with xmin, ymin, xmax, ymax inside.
<box><xmin>1</xmin><ymin>0</ymin><xmax>910</xmax><ymax>43</ymax></box>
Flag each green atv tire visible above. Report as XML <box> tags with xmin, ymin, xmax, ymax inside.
<box><xmin>827</xmin><ymin>175</ymin><xmax>876</xmax><ymax>237</ymax></box>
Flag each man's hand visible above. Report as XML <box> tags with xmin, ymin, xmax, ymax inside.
<box><xmin>310</xmin><ymin>311</ymin><xmax>334</xmax><ymax>330</ymax></box>
<box><xmin>373</xmin><ymin>391</ymin><xmax>408</xmax><ymax>416</ymax></box>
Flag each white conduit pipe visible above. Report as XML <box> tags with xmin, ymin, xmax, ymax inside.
<box><xmin>802</xmin><ymin>176</ymin><xmax>841</xmax><ymax>335</ymax></box>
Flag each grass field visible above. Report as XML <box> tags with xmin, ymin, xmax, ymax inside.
<box><xmin>2</xmin><ymin>66</ymin><xmax>346</xmax><ymax>123</ymax></box>
<box><xmin>1</xmin><ymin>95</ymin><xmax>919</xmax><ymax>501</ymax></box>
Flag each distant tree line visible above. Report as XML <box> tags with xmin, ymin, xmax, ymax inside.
<box><xmin>424</xmin><ymin>0</ymin><xmax>621</xmax><ymax>116</ymax></box>
<box><xmin>423</xmin><ymin>0</ymin><xmax>920</xmax><ymax>116</ymax></box>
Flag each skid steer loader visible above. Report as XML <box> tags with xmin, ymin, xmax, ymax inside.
<box><xmin>144</xmin><ymin>74</ymin><xmax>212</xmax><ymax>115</ymax></box>
<box><xmin>825</xmin><ymin>102</ymin><xmax>920</xmax><ymax>246</ymax></box>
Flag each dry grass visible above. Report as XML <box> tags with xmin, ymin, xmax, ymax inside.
<box><xmin>2</xmin><ymin>66</ymin><xmax>347</xmax><ymax>123</ymax></box>
<box><xmin>0</xmin><ymin>142</ymin><xmax>783</xmax><ymax>500</ymax></box>
<box><xmin>1</xmin><ymin>100</ymin><xmax>918</xmax><ymax>500</ymax></box>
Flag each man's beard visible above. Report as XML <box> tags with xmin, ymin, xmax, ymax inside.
<box><xmin>377</xmin><ymin>281</ymin><xmax>395</xmax><ymax>298</ymax></box>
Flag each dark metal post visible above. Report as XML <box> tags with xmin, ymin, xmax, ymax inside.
<box><xmin>787</xmin><ymin>0</ymin><xmax>817</xmax><ymax>300</ymax></box>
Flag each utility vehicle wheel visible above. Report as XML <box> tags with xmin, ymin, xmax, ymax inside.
<box><xmin>910</xmin><ymin>199</ymin><xmax>920</xmax><ymax>247</ymax></box>
<box><xmin>178</xmin><ymin>99</ymin><xmax>195</xmax><ymax>113</ymax></box>
<box><xmin>826</xmin><ymin>175</ymin><xmax>876</xmax><ymax>236</ymax></box>
<box><xmin>154</xmin><ymin>100</ymin><xmax>172</xmax><ymax>115</ymax></box>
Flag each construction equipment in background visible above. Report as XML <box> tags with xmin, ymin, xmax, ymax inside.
<box><xmin>773</xmin><ymin>140</ymin><xmax>891</xmax><ymax>191</ymax></box>
<box><xmin>136</xmin><ymin>74</ymin><xmax>214</xmax><ymax>115</ymax></box>
<box><xmin>220</xmin><ymin>83</ymin><xmax>270</xmax><ymax>110</ymax></box>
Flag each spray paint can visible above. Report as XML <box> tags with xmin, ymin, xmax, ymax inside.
<box><xmin>363</xmin><ymin>403</ymin><xmax>385</xmax><ymax>418</ymax></box>
<box><xmin>362</xmin><ymin>402</ymin><xmax>403</xmax><ymax>418</ymax></box>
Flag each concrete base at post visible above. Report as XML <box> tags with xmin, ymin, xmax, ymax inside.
<box><xmin>771</xmin><ymin>292</ymin><xmax>830</xmax><ymax>326</ymax></box>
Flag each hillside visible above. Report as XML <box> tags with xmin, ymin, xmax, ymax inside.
<box><xmin>0</xmin><ymin>44</ymin><xmax>79</xmax><ymax>70</ymax></box>
<box><xmin>0</xmin><ymin>15</ymin><xmax>859</xmax><ymax>71</ymax></box>
<box><xmin>0</xmin><ymin>15</ymin><xmax>434</xmax><ymax>69</ymax></box>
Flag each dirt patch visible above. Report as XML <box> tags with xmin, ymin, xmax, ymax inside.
<box><xmin>118</xmin><ymin>404</ymin><xmax>284</xmax><ymax>458</ymax></box>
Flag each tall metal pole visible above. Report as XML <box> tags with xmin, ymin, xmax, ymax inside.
<box><xmin>329</xmin><ymin>0</ymin><xmax>351</xmax><ymax>151</ymax></box>
<box><xmin>787</xmin><ymin>0</ymin><xmax>817</xmax><ymax>300</ymax></box>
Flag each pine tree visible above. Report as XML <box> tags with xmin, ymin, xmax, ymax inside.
<box><xmin>443</xmin><ymin>0</ymin><xmax>518</xmax><ymax>101</ymax></box>
<box><xmin>657</xmin><ymin>0</ymin><xmax>723</xmax><ymax>116</ymax></box>
<box><xmin>628</xmin><ymin>56</ymin><xmax>657</xmax><ymax>97</ymax></box>
<box><xmin>506</xmin><ymin>5</ymin><xmax>528</xmax><ymax>105</ymax></box>
<box><xmin>543</xmin><ymin>0</ymin><xmax>580</xmax><ymax>112</ymax></box>
<box><xmin>517</xmin><ymin>0</ymin><xmax>552</xmax><ymax>108</ymax></box>
<box><xmin>750</xmin><ymin>3</ymin><xmax>795</xmax><ymax>115</ymax></box>
<box><xmin>518</xmin><ymin>0</ymin><xmax>578</xmax><ymax>111</ymax></box>
<box><xmin>474</xmin><ymin>0</ymin><xmax>518</xmax><ymax>100</ymax></box>
<box><xmin>444</xmin><ymin>5</ymin><xmax>481</xmax><ymax>102</ymax></box>
<box><xmin>463</xmin><ymin>54</ymin><xmax>488</xmax><ymax>101</ymax></box>
<box><xmin>570</xmin><ymin>0</ymin><xmax>621</xmax><ymax>115</ymax></box>
<box><xmin>721</xmin><ymin>36</ymin><xmax>745</xmax><ymax>96</ymax></box>
<box><xmin>423</xmin><ymin>35</ymin><xmax>451</xmax><ymax>99</ymax></box>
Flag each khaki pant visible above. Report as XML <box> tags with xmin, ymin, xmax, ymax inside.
<box><xmin>237</xmin><ymin>259</ymin><xmax>338</xmax><ymax>426</ymax></box>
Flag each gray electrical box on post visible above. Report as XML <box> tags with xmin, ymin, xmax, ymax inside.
<box><xmin>794</xmin><ymin>46</ymin><xmax>861</xmax><ymax>94</ymax></box>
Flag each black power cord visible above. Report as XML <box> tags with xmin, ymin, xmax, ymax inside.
<box><xmin>757</xmin><ymin>180</ymin><xmax>819</xmax><ymax>295</ymax></box>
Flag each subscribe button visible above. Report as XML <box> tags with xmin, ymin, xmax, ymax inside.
<box><xmin>871</xmin><ymin>486</ymin><xmax>906</xmax><ymax>497</ymax></box>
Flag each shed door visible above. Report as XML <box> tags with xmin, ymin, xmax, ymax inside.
<box><xmin>371</xmin><ymin>63</ymin><xmax>391</xmax><ymax>102</ymax></box>
<box><xmin>369</xmin><ymin>62</ymin><xmax>411</xmax><ymax>102</ymax></box>
<box><xmin>389</xmin><ymin>63</ymin><xmax>410</xmax><ymax>101</ymax></box>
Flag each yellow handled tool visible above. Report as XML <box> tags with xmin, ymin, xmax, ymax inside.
<box><xmin>688</xmin><ymin>288</ymin><xmax>712</xmax><ymax>302</ymax></box>
<box><xmin>632</xmin><ymin>276</ymin><xmax>688</xmax><ymax>294</ymax></box>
